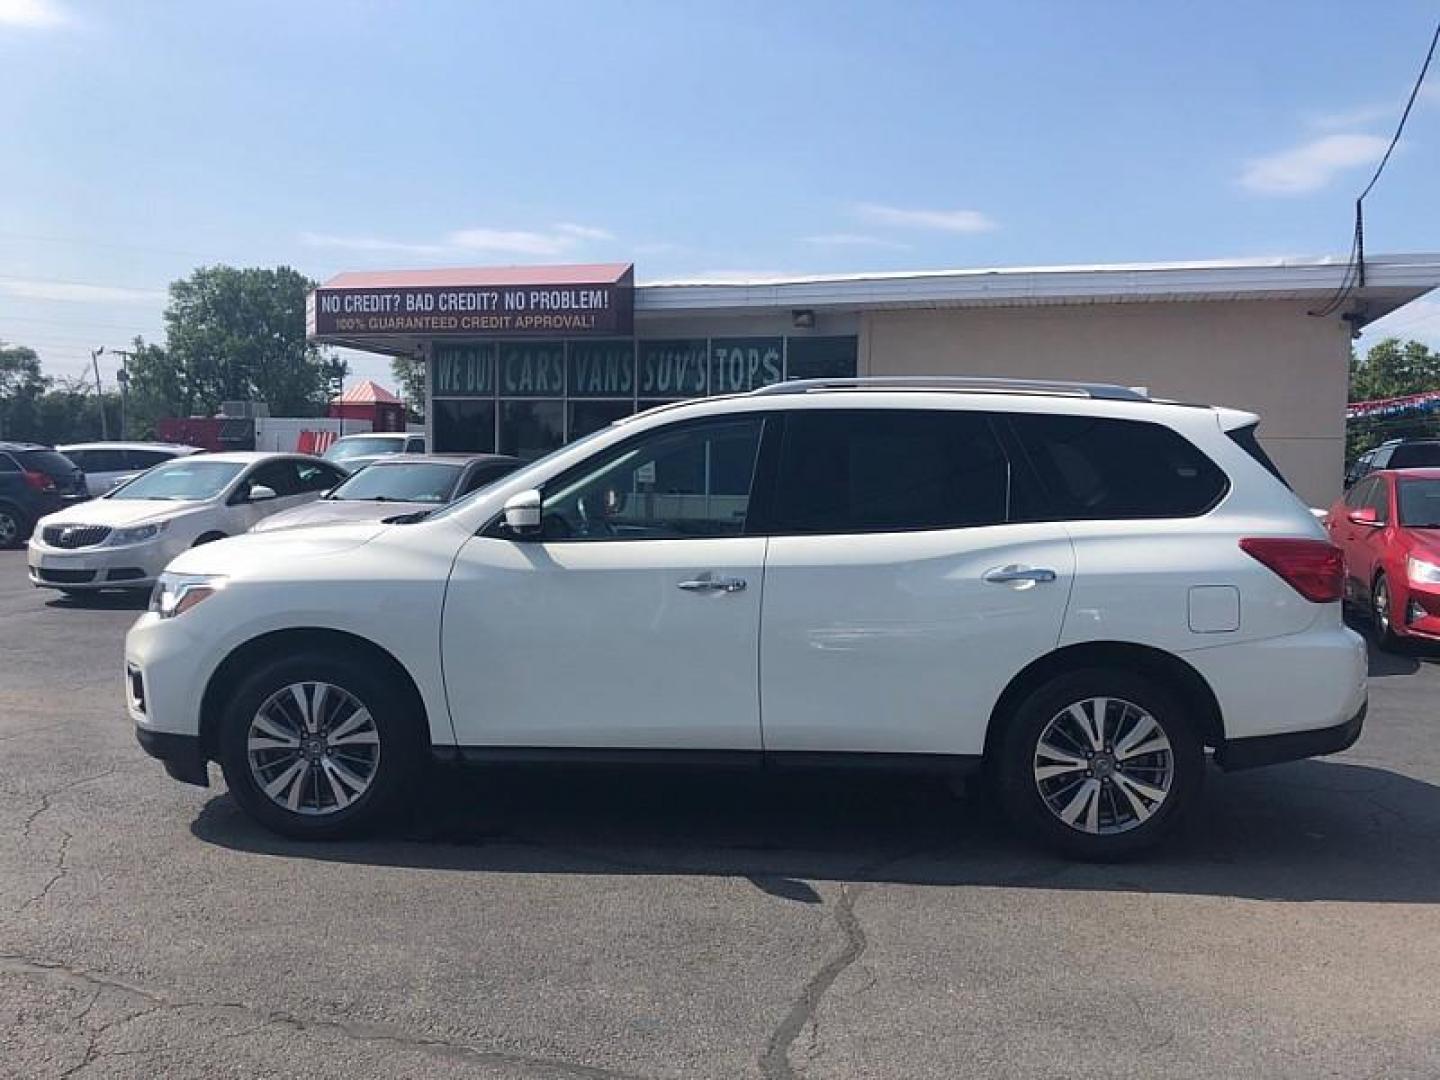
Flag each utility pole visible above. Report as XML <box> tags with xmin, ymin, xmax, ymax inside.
<box><xmin>90</xmin><ymin>347</ymin><xmax>109</xmax><ymax>440</ymax></box>
<box><xmin>112</xmin><ymin>348</ymin><xmax>137</xmax><ymax>441</ymax></box>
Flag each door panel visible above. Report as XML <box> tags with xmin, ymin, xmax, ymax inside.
<box><xmin>442</xmin><ymin>536</ymin><xmax>765</xmax><ymax>747</ymax></box>
<box><xmin>760</xmin><ymin>525</ymin><xmax>1074</xmax><ymax>755</ymax></box>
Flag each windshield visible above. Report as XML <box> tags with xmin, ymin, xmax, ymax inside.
<box><xmin>426</xmin><ymin>425</ymin><xmax>614</xmax><ymax>522</ymax></box>
<box><xmin>323</xmin><ymin>437</ymin><xmax>405</xmax><ymax>464</ymax></box>
<box><xmin>108</xmin><ymin>460</ymin><xmax>244</xmax><ymax>501</ymax></box>
<box><xmin>1397</xmin><ymin>478</ymin><xmax>1440</xmax><ymax>527</ymax></box>
<box><xmin>327</xmin><ymin>462</ymin><xmax>461</xmax><ymax>504</ymax></box>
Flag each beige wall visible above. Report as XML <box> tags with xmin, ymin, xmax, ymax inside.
<box><xmin>862</xmin><ymin>300</ymin><xmax>1351</xmax><ymax>507</ymax></box>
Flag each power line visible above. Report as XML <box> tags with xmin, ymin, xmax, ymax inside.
<box><xmin>1310</xmin><ymin>16</ymin><xmax>1440</xmax><ymax>319</ymax></box>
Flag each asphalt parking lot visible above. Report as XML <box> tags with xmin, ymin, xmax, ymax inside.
<box><xmin>2</xmin><ymin>549</ymin><xmax>1439</xmax><ymax>1079</ymax></box>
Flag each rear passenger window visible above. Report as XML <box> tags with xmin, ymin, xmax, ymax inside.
<box><xmin>126</xmin><ymin>449</ymin><xmax>174</xmax><ymax>470</ymax></box>
<box><xmin>1388</xmin><ymin>443</ymin><xmax>1440</xmax><ymax>469</ymax></box>
<box><xmin>1008</xmin><ymin>414</ymin><xmax>1228</xmax><ymax>520</ymax></box>
<box><xmin>772</xmin><ymin>410</ymin><xmax>1009</xmax><ymax>533</ymax></box>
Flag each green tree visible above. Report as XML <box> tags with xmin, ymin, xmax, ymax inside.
<box><xmin>165</xmin><ymin>265</ymin><xmax>347</xmax><ymax>417</ymax></box>
<box><xmin>390</xmin><ymin>354</ymin><xmax>426</xmax><ymax>421</ymax></box>
<box><xmin>1347</xmin><ymin>338</ymin><xmax>1440</xmax><ymax>463</ymax></box>
<box><xmin>0</xmin><ymin>342</ymin><xmax>51</xmax><ymax>441</ymax></box>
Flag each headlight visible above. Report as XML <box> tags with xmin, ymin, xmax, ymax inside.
<box><xmin>148</xmin><ymin>572</ymin><xmax>226</xmax><ymax>619</ymax></box>
<box><xmin>1407</xmin><ymin>556</ymin><xmax>1440</xmax><ymax>585</ymax></box>
<box><xmin>109</xmin><ymin>521</ymin><xmax>169</xmax><ymax>546</ymax></box>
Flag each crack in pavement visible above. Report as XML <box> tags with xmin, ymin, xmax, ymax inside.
<box><xmin>0</xmin><ymin>953</ymin><xmax>648</xmax><ymax>1080</ymax></box>
<box><xmin>759</xmin><ymin>882</ymin><xmax>867</xmax><ymax>1080</ymax></box>
<box><xmin>12</xmin><ymin>765</ymin><xmax>120</xmax><ymax>917</ymax></box>
<box><xmin>757</xmin><ymin>845</ymin><xmax>951</xmax><ymax>1080</ymax></box>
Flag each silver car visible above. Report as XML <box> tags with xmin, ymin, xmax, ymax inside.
<box><xmin>251</xmin><ymin>454</ymin><xmax>520</xmax><ymax>533</ymax></box>
<box><xmin>58</xmin><ymin>441</ymin><xmax>203</xmax><ymax>495</ymax></box>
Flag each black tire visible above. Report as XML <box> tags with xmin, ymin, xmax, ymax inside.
<box><xmin>995</xmin><ymin>668</ymin><xmax>1204</xmax><ymax>860</ymax></box>
<box><xmin>193</xmin><ymin>531</ymin><xmax>227</xmax><ymax>546</ymax></box>
<box><xmin>1371</xmin><ymin>572</ymin><xmax>1405</xmax><ymax>653</ymax></box>
<box><xmin>217</xmin><ymin>651</ymin><xmax>421</xmax><ymax>840</ymax></box>
<box><xmin>0</xmin><ymin>502</ymin><xmax>30</xmax><ymax>549</ymax></box>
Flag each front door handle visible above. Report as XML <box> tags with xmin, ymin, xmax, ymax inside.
<box><xmin>982</xmin><ymin>564</ymin><xmax>1058</xmax><ymax>585</ymax></box>
<box><xmin>678</xmin><ymin>573</ymin><xmax>747</xmax><ymax>594</ymax></box>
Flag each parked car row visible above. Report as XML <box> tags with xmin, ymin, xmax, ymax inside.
<box><xmin>1</xmin><ymin>431</ymin><xmax>432</xmax><ymax>551</ymax></box>
<box><xmin>20</xmin><ymin>445</ymin><xmax>519</xmax><ymax>593</ymax></box>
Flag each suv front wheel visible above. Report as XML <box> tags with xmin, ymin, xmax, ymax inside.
<box><xmin>217</xmin><ymin>652</ymin><xmax>420</xmax><ymax>839</ymax></box>
<box><xmin>995</xmin><ymin>669</ymin><xmax>1203</xmax><ymax>860</ymax></box>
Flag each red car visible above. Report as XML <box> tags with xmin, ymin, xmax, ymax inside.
<box><xmin>1325</xmin><ymin>467</ymin><xmax>1440</xmax><ymax>649</ymax></box>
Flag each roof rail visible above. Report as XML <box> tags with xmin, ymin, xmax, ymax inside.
<box><xmin>749</xmin><ymin>376</ymin><xmax>1150</xmax><ymax>402</ymax></box>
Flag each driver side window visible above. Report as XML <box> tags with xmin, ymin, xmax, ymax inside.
<box><xmin>540</xmin><ymin>418</ymin><xmax>763</xmax><ymax>541</ymax></box>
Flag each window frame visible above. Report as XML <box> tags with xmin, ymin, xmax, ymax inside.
<box><xmin>486</xmin><ymin>413</ymin><xmax>779</xmax><ymax>542</ymax></box>
<box><xmin>1000</xmin><ymin>412</ymin><xmax>1231</xmax><ymax>523</ymax></box>
<box><xmin>760</xmin><ymin>408</ymin><xmax>1016</xmax><ymax>537</ymax></box>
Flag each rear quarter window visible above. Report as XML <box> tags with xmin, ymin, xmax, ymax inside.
<box><xmin>15</xmin><ymin>450</ymin><xmax>79</xmax><ymax>476</ymax></box>
<box><xmin>1008</xmin><ymin>414</ymin><xmax>1228</xmax><ymax>521</ymax></box>
<box><xmin>1387</xmin><ymin>443</ymin><xmax>1440</xmax><ymax>469</ymax></box>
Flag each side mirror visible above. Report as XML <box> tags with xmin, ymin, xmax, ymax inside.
<box><xmin>502</xmin><ymin>489</ymin><xmax>543</xmax><ymax>535</ymax></box>
<box><xmin>1347</xmin><ymin>506</ymin><xmax>1379</xmax><ymax>526</ymax></box>
<box><xmin>247</xmin><ymin>484</ymin><xmax>278</xmax><ymax>503</ymax></box>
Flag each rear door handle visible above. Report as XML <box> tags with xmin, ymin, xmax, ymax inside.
<box><xmin>982</xmin><ymin>564</ymin><xmax>1057</xmax><ymax>585</ymax></box>
<box><xmin>677</xmin><ymin>573</ymin><xmax>747</xmax><ymax>594</ymax></box>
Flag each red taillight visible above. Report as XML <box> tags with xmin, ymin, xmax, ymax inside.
<box><xmin>22</xmin><ymin>470</ymin><xmax>55</xmax><ymax>493</ymax></box>
<box><xmin>1239</xmin><ymin>537</ymin><xmax>1344</xmax><ymax>603</ymax></box>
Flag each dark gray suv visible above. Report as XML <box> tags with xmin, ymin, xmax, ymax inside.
<box><xmin>0</xmin><ymin>443</ymin><xmax>89</xmax><ymax>547</ymax></box>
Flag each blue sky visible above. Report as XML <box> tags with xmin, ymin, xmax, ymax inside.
<box><xmin>2</xmin><ymin>0</ymin><xmax>1438</xmax><ymax>387</ymax></box>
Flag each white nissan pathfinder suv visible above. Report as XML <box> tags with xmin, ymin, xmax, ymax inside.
<box><xmin>125</xmin><ymin>379</ymin><xmax>1367</xmax><ymax>859</ymax></box>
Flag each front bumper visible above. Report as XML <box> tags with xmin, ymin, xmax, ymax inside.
<box><xmin>1395</xmin><ymin>578</ymin><xmax>1440</xmax><ymax>640</ymax></box>
<box><xmin>1215</xmin><ymin>701</ymin><xmax>1366</xmax><ymax>770</ymax></box>
<box><xmin>28</xmin><ymin>536</ymin><xmax>177</xmax><ymax>590</ymax></box>
<box><xmin>135</xmin><ymin>727</ymin><xmax>209</xmax><ymax>787</ymax></box>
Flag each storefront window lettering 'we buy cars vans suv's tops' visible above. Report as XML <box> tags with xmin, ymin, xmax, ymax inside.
<box><xmin>125</xmin><ymin>383</ymin><xmax>1364</xmax><ymax>860</ymax></box>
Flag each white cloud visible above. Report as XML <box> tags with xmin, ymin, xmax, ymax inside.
<box><xmin>301</xmin><ymin>223</ymin><xmax>615</xmax><ymax>260</ymax></box>
<box><xmin>1307</xmin><ymin>85</ymin><xmax>1439</xmax><ymax>130</ymax></box>
<box><xmin>853</xmin><ymin>203</ymin><xmax>998</xmax><ymax>233</ymax></box>
<box><xmin>299</xmin><ymin>232</ymin><xmax>448</xmax><ymax>256</ymax></box>
<box><xmin>0</xmin><ymin>279</ymin><xmax>164</xmax><ymax>304</ymax></box>
<box><xmin>551</xmin><ymin>223</ymin><xmax>615</xmax><ymax>242</ymax></box>
<box><xmin>801</xmin><ymin>233</ymin><xmax>912</xmax><ymax>250</ymax></box>
<box><xmin>0</xmin><ymin>0</ymin><xmax>71</xmax><ymax>29</ymax></box>
<box><xmin>1239</xmin><ymin>133</ymin><xmax>1390</xmax><ymax>195</ymax></box>
<box><xmin>447</xmin><ymin>228</ymin><xmax>574</xmax><ymax>257</ymax></box>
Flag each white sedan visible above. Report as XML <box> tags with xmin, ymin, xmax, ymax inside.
<box><xmin>27</xmin><ymin>452</ymin><xmax>348</xmax><ymax>593</ymax></box>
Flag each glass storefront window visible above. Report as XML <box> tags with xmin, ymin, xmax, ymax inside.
<box><xmin>433</xmin><ymin>399</ymin><xmax>497</xmax><ymax>453</ymax></box>
<box><xmin>569</xmin><ymin>400</ymin><xmax>635</xmax><ymax>439</ymax></box>
<box><xmin>785</xmin><ymin>336</ymin><xmax>857</xmax><ymax>381</ymax></box>
<box><xmin>710</xmin><ymin>337</ymin><xmax>783</xmax><ymax>394</ymax></box>
<box><xmin>430</xmin><ymin>334</ymin><xmax>857</xmax><ymax>454</ymax></box>
<box><xmin>433</xmin><ymin>344</ymin><xmax>497</xmax><ymax>396</ymax></box>
<box><xmin>500</xmin><ymin>400</ymin><xmax>565</xmax><ymax>460</ymax></box>
<box><xmin>568</xmin><ymin>340</ymin><xmax>635</xmax><ymax>397</ymax></box>
<box><xmin>638</xmin><ymin>340</ymin><xmax>707</xmax><ymax>398</ymax></box>
<box><xmin>499</xmin><ymin>342</ymin><xmax>565</xmax><ymax>396</ymax></box>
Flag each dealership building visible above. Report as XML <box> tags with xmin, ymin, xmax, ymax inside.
<box><xmin>306</xmin><ymin>254</ymin><xmax>1440</xmax><ymax>505</ymax></box>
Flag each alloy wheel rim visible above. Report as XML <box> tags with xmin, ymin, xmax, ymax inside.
<box><xmin>0</xmin><ymin>512</ymin><xmax>16</xmax><ymax>544</ymax></box>
<box><xmin>246</xmin><ymin>681</ymin><xmax>380</xmax><ymax>816</ymax></box>
<box><xmin>1375</xmin><ymin>580</ymin><xmax>1391</xmax><ymax>631</ymax></box>
<box><xmin>1032</xmin><ymin>696</ymin><xmax>1174</xmax><ymax>835</ymax></box>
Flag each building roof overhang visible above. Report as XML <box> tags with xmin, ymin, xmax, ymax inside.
<box><xmin>311</xmin><ymin>254</ymin><xmax>1440</xmax><ymax>356</ymax></box>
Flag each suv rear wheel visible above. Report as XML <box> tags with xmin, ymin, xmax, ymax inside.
<box><xmin>995</xmin><ymin>668</ymin><xmax>1203</xmax><ymax>860</ymax></box>
<box><xmin>217</xmin><ymin>652</ymin><xmax>420</xmax><ymax>839</ymax></box>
